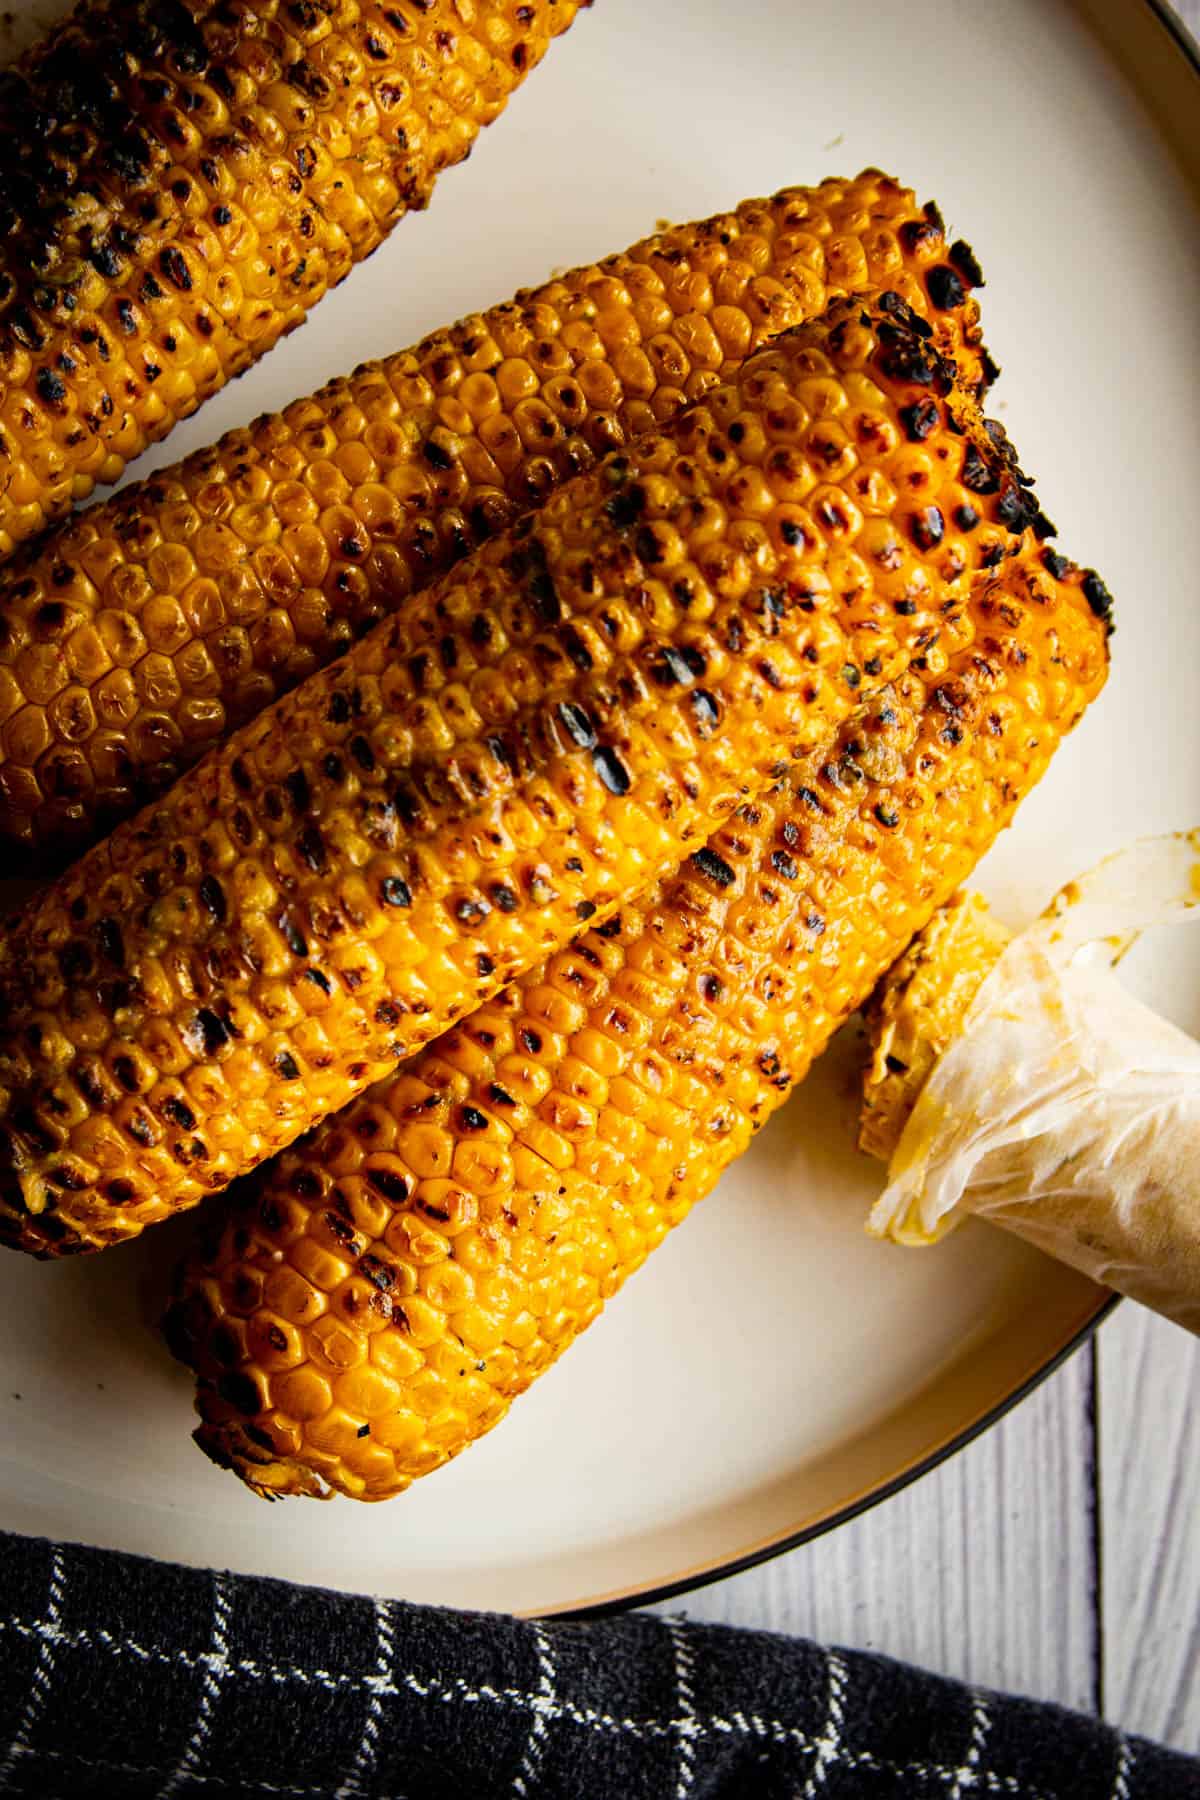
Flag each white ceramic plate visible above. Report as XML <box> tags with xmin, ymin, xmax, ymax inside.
<box><xmin>0</xmin><ymin>0</ymin><xmax>1197</xmax><ymax>1617</ymax></box>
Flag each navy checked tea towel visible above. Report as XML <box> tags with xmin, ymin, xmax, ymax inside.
<box><xmin>0</xmin><ymin>1528</ymin><xmax>1195</xmax><ymax>1798</ymax></box>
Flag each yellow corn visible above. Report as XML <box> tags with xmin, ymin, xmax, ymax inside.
<box><xmin>0</xmin><ymin>0</ymin><xmax>585</xmax><ymax>556</ymax></box>
<box><xmin>858</xmin><ymin>890</ymin><xmax>1013</xmax><ymax>1163</ymax></box>
<box><xmin>0</xmin><ymin>171</ymin><xmax>992</xmax><ymax>863</ymax></box>
<box><xmin>0</xmin><ymin>295</ymin><xmax>1037</xmax><ymax>1258</ymax></box>
<box><xmin>165</xmin><ymin>542</ymin><xmax>1111</xmax><ymax>1499</ymax></box>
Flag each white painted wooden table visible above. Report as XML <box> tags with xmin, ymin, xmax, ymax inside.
<box><xmin>646</xmin><ymin>16</ymin><xmax>1200</xmax><ymax>1748</ymax></box>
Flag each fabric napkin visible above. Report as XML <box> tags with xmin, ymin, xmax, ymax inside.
<box><xmin>0</xmin><ymin>1527</ymin><xmax>1193</xmax><ymax>1798</ymax></box>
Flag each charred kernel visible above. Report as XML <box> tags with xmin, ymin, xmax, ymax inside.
<box><xmin>900</xmin><ymin>398</ymin><xmax>940</xmax><ymax>442</ymax></box>
<box><xmin>996</xmin><ymin>486</ymin><xmax>1032</xmax><ymax>530</ymax></box>
<box><xmin>875</xmin><ymin>804</ymin><xmax>900</xmax><ymax>828</ymax></box>
<box><xmin>949</xmin><ymin>239</ymin><xmax>985</xmax><ymax>288</ymax></box>
<box><xmin>691</xmin><ymin>846</ymin><xmax>736</xmax><ymax>888</ymax></box>
<box><xmin>961</xmin><ymin>442</ymin><xmax>999</xmax><ymax>495</ymax></box>
<box><xmin>561</xmin><ymin>627</ymin><xmax>593</xmax><ymax>672</ymax></box>
<box><xmin>112</xmin><ymin>1055</ymin><xmax>139</xmax><ymax>1092</ymax></box>
<box><xmin>1042</xmin><ymin>548</ymin><xmax>1070</xmax><ymax>580</ymax></box>
<box><xmin>954</xmin><ymin>502</ymin><xmax>980</xmax><ymax>532</ymax></box>
<box><xmin>163</xmin><ymin>1096</ymin><xmax>197</xmax><ymax>1130</ymax></box>
<box><xmin>806</xmin><ymin>911</ymin><xmax>827</xmax><ymax>935</ymax></box>
<box><xmin>653</xmin><ymin>647</ymin><xmax>696</xmax><ymax>687</ymax></box>
<box><xmin>1082</xmin><ymin>571</ymin><xmax>1114</xmax><ymax>621</ymax></box>
<box><xmin>380</xmin><ymin>876</ymin><xmax>412</xmax><ymax>908</ymax></box>
<box><xmin>366</xmin><ymin>1168</ymin><xmax>409</xmax><ymax>1203</ymax></box>
<box><xmin>218</xmin><ymin>1372</ymin><xmax>262</xmax><ymax>1416</ymax></box>
<box><xmin>771</xmin><ymin>850</ymin><xmax>798</xmax><ymax>879</ymax></box>
<box><xmin>198</xmin><ymin>876</ymin><xmax>227</xmax><ymax>922</ymax></box>
<box><xmin>885</xmin><ymin>1052</ymin><xmax>910</xmax><ymax>1075</ymax></box>
<box><xmin>878</xmin><ymin>288</ymin><xmax>934</xmax><ymax>339</ymax></box>
<box><xmin>349</xmin><ymin>736</ymin><xmax>375</xmax><ymax>772</ymax></box>
<box><xmin>36</xmin><ymin>369</ymin><xmax>67</xmax><ymax>405</ymax></box>
<box><xmin>926</xmin><ymin>265</ymin><xmax>966</xmax><ymax>312</ymax></box>
<box><xmin>280</xmin><ymin>916</ymin><xmax>308</xmax><ymax>957</ymax></box>
<box><xmin>192</xmin><ymin>1009</ymin><xmax>229</xmax><ymax>1055</ymax></box>
<box><xmin>284</xmin><ymin>769</ymin><xmax>312</xmax><ymax>813</ymax></box>
<box><xmin>360</xmin><ymin>1256</ymin><xmax>396</xmax><ymax>1291</ymax></box>
<box><xmin>460</xmin><ymin>1106</ymin><xmax>488</xmax><ymax>1131</ymax></box>
<box><xmin>556</xmin><ymin>701</ymin><xmax>596</xmax><ymax>750</ymax></box>
<box><xmin>576</xmin><ymin>900</ymin><xmax>596</xmax><ymax>921</ymax></box>
<box><xmin>842</xmin><ymin>664</ymin><xmax>862</xmax><ymax>688</ymax></box>
<box><xmin>592</xmin><ymin>746</ymin><xmax>631</xmax><ymax>795</ymax></box>
<box><xmin>276</xmin><ymin>1052</ymin><xmax>301</xmax><ymax>1081</ymax></box>
<box><xmin>910</xmin><ymin>507</ymin><xmax>945</xmax><ymax>551</ymax></box>
<box><xmin>605</xmin><ymin>487</ymin><xmax>645</xmax><ymax>528</ymax></box>
<box><xmin>297</xmin><ymin>825</ymin><xmax>327</xmax><ymax>873</ymax></box>
<box><xmin>95</xmin><ymin>918</ymin><xmax>125</xmax><ymax>966</ymax></box>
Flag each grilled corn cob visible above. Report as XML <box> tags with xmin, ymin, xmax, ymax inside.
<box><xmin>0</xmin><ymin>296</ymin><xmax>1038</xmax><ymax>1259</ymax></box>
<box><xmin>858</xmin><ymin>890</ymin><xmax>1011</xmax><ymax>1163</ymax></box>
<box><xmin>166</xmin><ymin>541</ymin><xmax>1111</xmax><ymax>1500</ymax></box>
<box><xmin>0</xmin><ymin>0</ymin><xmax>584</xmax><ymax>557</ymax></box>
<box><xmin>0</xmin><ymin>172</ymin><xmax>992</xmax><ymax>863</ymax></box>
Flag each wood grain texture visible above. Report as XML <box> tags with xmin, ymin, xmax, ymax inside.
<box><xmin>1099</xmin><ymin>1305</ymin><xmax>1200</xmax><ymax>1749</ymax></box>
<box><xmin>649</xmin><ymin>1343</ymin><xmax>1099</xmax><ymax>1715</ymax></box>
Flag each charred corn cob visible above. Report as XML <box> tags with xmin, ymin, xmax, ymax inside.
<box><xmin>0</xmin><ymin>172</ymin><xmax>992</xmax><ymax>863</ymax></box>
<box><xmin>166</xmin><ymin>542</ymin><xmax>1111</xmax><ymax>1500</ymax></box>
<box><xmin>0</xmin><ymin>0</ymin><xmax>584</xmax><ymax>556</ymax></box>
<box><xmin>0</xmin><ymin>295</ymin><xmax>1039</xmax><ymax>1259</ymax></box>
<box><xmin>859</xmin><ymin>890</ymin><xmax>1012</xmax><ymax>1164</ymax></box>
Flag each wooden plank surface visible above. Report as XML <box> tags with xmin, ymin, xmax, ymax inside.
<box><xmin>1100</xmin><ymin>1305</ymin><xmax>1200</xmax><ymax>1749</ymax></box>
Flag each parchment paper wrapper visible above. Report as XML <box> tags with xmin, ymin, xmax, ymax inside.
<box><xmin>867</xmin><ymin>832</ymin><xmax>1200</xmax><ymax>1334</ymax></box>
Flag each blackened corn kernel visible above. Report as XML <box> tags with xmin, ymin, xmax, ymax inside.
<box><xmin>0</xmin><ymin>171</ymin><xmax>992</xmax><ymax>863</ymax></box>
<box><xmin>168</xmin><ymin>541</ymin><xmax>1110</xmax><ymax>1500</ymax></box>
<box><xmin>0</xmin><ymin>297</ymin><xmax>1030</xmax><ymax>1256</ymax></box>
<box><xmin>0</xmin><ymin>0</ymin><xmax>586</xmax><ymax>556</ymax></box>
